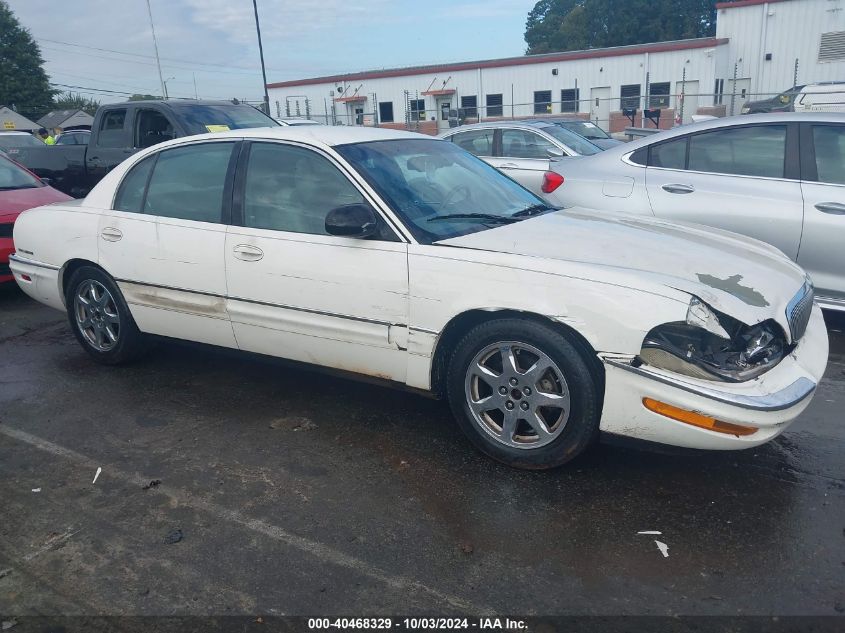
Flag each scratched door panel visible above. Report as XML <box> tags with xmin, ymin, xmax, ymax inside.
<box><xmin>225</xmin><ymin>227</ymin><xmax>410</xmax><ymax>381</ymax></box>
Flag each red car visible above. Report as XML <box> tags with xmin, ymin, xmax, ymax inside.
<box><xmin>1</xmin><ymin>154</ymin><xmax>71</xmax><ymax>283</ymax></box>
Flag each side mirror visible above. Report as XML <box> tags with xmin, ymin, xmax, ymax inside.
<box><xmin>325</xmin><ymin>203</ymin><xmax>378</xmax><ymax>238</ymax></box>
<box><xmin>39</xmin><ymin>177</ymin><xmax>52</xmax><ymax>186</ymax></box>
<box><xmin>546</xmin><ymin>146</ymin><xmax>565</xmax><ymax>158</ymax></box>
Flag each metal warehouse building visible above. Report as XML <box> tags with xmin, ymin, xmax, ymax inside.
<box><xmin>267</xmin><ymin>0</ymin><xmax>845</xmax><ymax>134</ymax></box>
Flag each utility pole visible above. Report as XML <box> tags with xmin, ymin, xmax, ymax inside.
<box><xmin>193</xmin><ymin>73</ymin><xmax>198</xmax><ymax>100</ymax></box>
<box><xmin>145</xmin><ymin>0</ymin><xmax>167</xmax><ymax>99</ymax></box>
<box><xmin>252</xmin><ymin>0</ymin><xmax>271</xmax><ymax>115</ymax></box>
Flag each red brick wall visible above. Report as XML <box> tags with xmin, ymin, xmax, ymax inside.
<box><xmin>694</xmin><ymin>105</ymin><xmax>727</xmax><ymax>118</ymax></box>
<box><xmin>378</xmin><ymin>121</ymin><xmax>439</xmax><ymax>136</ymax></box>
<box><xmin>608</xmin><ymin>109</ymin><xmax>675</xmax><ymax>133</ymax></box>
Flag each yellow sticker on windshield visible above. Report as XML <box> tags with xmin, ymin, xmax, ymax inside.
<box><xmin>205</xmin><ymin>124</ymin><xmax>230</xmax><ymax>132</ymax></box>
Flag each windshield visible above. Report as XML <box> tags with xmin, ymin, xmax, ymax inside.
<box><xmin>557</xmin><ymin>120</ymin><xmax>611</xmax><ymax>140</ymax></box>
<box><xmin>0</xmin><ymin>155</ymin><xmax>42</xmax><ymax>190</ymax></box>
<box><xmin>336</xmin><ymin>138</ymin><xmax>552</xmax><ymax>243</ymax></box>
<box><xmin>173</xmin><ymin>104</ymin><xmax>280</xmax><ymax>134</ymax></box>
<box><xmin>541</xmin><ymin>126</ymin><xmax>601</xmax><ymax>155</ymax></box>
<box><xmin>0</xmin><ymin>134</ymin><xmax>43</xmax><ymax>150</ymax></box>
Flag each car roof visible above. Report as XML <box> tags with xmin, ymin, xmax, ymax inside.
<box><xmin>148</xmin><ymin>124</ymin><xmax>432</xmax><ymax>149</ymax></box>
<box><xmin>440</xmin><ymin>120</ymin><xmax>560</xmax><ymax>134</ymax></box>
<box><xmin>600</xmin><ymin>112</ymin><xmax>845</xmax><ymax>154</ymax></box>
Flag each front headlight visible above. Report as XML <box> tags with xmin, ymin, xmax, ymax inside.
<box><xmin>639</xmin><ymin>297</ymin><xmax>787</xmax><ymax>382</ymax></box>
<box><xmin>741</xmin><ymin>106</ymin><xmax>751</xmax><ymax>114</ymax></box>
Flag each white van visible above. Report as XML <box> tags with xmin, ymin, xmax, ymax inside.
<box><xmin>742</xmin><ymin>82</ymin><xmax>845</xmax><ymax>113</ymax></box>
<box><xmin>794</xmin><ymin>82</ymin><xmax>845</xmax><ymax>112</ymax></box>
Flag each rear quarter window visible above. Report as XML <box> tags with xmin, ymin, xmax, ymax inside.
<box><xmin>114</xmin><ymin>155</ymin><xmax>155</xmax><ymax>212</ymax></box>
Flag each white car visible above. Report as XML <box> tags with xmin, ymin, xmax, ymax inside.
<box><xmin>545</xmin><ymin>113</ymin><xmax>845</xmax><ymax>311</ymax></box>
<box><xmin>10</xmin><ymin>127</ymin><xmax>828</xmax><ymax>469</ymax></box>
<box><xmin>275</xmin><ymin>118</ymin><xmax>321</xmax><ymax>126</ymax></box>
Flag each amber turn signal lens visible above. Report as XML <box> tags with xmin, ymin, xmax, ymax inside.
<box><xmin>642</xmin><ymin>398</ymin><xmax>758</xmax><ymax>436</ymax></box>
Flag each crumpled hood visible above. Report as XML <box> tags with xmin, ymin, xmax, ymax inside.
<box><xmin>437</xmin><ymin>207</ymin><xmax>808</xmax><ymax>329</ymax></box>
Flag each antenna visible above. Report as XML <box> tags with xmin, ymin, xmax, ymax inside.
<box><xmin>145</xmin><ymin>0</ymin><xmax>167</xmax><ymax>99</ymax></box>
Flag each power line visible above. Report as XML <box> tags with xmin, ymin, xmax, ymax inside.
<box><xmin>39</xmin><ymin>45</ymin><xmax>263</xmax><ymax>77</ymax></box>
<box><xmin>37</xmin><ymin>38</ymin><xmax>275</xmax><ymax>76</ymax></box>
<box><xmin>36</xmin><ymin>36</ymin><xmax>341</xmax><ymax>78</ymax></box>
<box><xmin>48</xmin><ymin>82</ymin><xmax>248</xmax><ymax>102</ymax></box>
<box><xmin>46</xmin><ymin>69</ymin><xmax>157</xmax><ymax>93</ymax></box>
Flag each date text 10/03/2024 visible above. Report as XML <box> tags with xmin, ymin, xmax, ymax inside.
<box><xmin>307</xmin><ymin>618</ymin><xmax>528</xmax><ymax>630</ymax></box>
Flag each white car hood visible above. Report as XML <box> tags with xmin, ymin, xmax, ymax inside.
<box><xmin>437</xmin><ymin>207</ymin><xmax>808</xmax><ymax>329</ymax></box>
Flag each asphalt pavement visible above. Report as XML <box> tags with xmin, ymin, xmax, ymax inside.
<box><xmin>0</xmin><ymin>282</ymin><xmax>843</xmax><ymax>617</ymax></box>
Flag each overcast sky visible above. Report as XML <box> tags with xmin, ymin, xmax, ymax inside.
<box><xmin>10</xmin><ymin>0</ymin><xmax>537</xmax><ymax>104</ymax></box>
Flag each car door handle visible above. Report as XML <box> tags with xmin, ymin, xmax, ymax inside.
<box><xmin>498</xmin><ymin>162</ymin><xmax>519</xmax><ymax>168</ymax></box>
<box><xmin>232</xmin><ymin>244</ymin><xmax>264</xmax><ymax>261</ymax></box>
<box><xmin>100</xmin><ymin>227</ymin><xmax>122</xmax><ymax>242</ymax></box>
<box><xmin>662</xmin><ymin>183</ymin><xmax>695</xmax><ymax>194</ymax></box>
<box><xmin>814</xmin><ymin>201</ymin><xmax>845</xmax><ymax>215</ymax></box>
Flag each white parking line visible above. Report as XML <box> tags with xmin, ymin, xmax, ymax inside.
<box><xmin>0</xmin><ymin>424</ymin><xmax>484</xmax><ymax>613</ymax></box>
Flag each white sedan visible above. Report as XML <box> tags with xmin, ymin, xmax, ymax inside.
<box><xmin>10</xmin><ymin>127</ymin><xmax>828</xmax><ymax>469</ymax></box>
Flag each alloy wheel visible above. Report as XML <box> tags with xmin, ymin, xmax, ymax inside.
<box><xmin>464</xmin><ymin>341</ymin><xmax>571</xmax><ymax>449</ymax></box>
<box><xmin>74</xmin><ymin>279</ymin><xmax>120</xmax><ymax>352</ymax></box>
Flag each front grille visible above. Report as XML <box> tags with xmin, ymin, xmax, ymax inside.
<box><xmin>0</xmin><ymin>223</ymin><xmax>12</xmax><ymax>239</ymax></box>
<box><xmin>786</xmin><ymin>282</ymin><xmax>814</xmax><ymax>342</ymax></box>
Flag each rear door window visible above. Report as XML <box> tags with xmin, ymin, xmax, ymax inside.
<box><xmin>143</xmin><ymin>142</ymin><xmax>234</xmax><ymax>222</ymax></box>
<box><xmin>448</xmin><ymin>129</ymin><xmax>494</xmax><ymax>157</ymax></box>
<box><xmin>500</xmin><ymin>129</ymin><xmax>555</xmax><ymax>159</ymax></box>
<box><xmin>810</xmin><ymin>125</ymin><xmax>845</xmax><ymax>185</ymax></box>
<box><xmin>98</xmin><ymin>109</ymin><xmax>128</xmax><ymax>148</ymax></box>
<box><xmin>649</xmin><ymin>137</ymin><xmax>687</xmax><ymax>169</ymax></box>
<box><xmin>687</xmin><ymin>125</ymin><xmax>786</xmax><ymax>178</ymax></box>
<box><xmin>114</xmin><ymin>155</ymin><xmax>155</xmax><ymax>212</ymax></box>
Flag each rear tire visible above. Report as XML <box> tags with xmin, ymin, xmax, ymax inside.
<box><xmin>446</xmin><ymin>318</ymin><xmax>601</xmax><ymax>469</ymax></box>
<box><xmin>65</xmin><ymin>266</ymin><xmax>145</xmax><ymax>365</ymax></box>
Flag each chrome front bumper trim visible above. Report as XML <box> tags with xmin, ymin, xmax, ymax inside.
<box><xmin>602</xmin><ymin>356</ymin><xmax>817</xmax><ymax>412</ymax></box>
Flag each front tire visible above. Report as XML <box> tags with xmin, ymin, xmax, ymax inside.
<box><xmin>65</xmin><ymin>266</ymin><xmax>145</xmax><ymax>365</ymax></box>
<box><xmin>447</xmin><ymin>318</ymin><xmax>601</xmax><ymax>469</ymax></box>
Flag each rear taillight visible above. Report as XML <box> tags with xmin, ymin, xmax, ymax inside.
<box><xmin>541</xmin><ymin>171</ymin><xmax>564</xmax><ymax>193</ymax></box>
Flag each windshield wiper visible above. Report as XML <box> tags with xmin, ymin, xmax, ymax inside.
<box><xmin>511</xmin><ymin>204</ymin><xmax>557</xmax><ymax>218</ymax></box>
<box><xmin>0</xmin><ymin>185</ymin><xmax>38</xmax><ymax>191</ymax></box>
<box><xmin>427</xmin><ymin>213</ymin><xmax>518</xmax><ymax>224</ymax></box>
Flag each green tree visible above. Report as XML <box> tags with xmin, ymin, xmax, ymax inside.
<box><xmin>53</xmin><ymin>92</ymin><xmax>101</xmax><ymax>116</ymax></box>
<box><xmin>0</xmin><ymin>0</ymin><xmax>55</xmax><ymax>119</ymax></box>
<box><xmin>127</xmin><ymin>94</ymin><xmax>163</xmax><ymax>101</ymax></box>
<box><xmin>525</xmin><ymin>0</ymin><xmax>716</xmax><ymax>55</ymax></box>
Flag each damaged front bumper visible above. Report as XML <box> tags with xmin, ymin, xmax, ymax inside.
<box><xmin>597</xmin><ymin>304</ymin><xmax>829</xmax><ymax>450</ymax></box>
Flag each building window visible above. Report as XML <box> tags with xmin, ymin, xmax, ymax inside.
<box><xmin>713</xmin><ymin>79</ymin><xmax>724</xmax><ymax>105</ymax></box>
<box><xmin>648</xmin><ymin>82</ymin><xmax>671</xmax><ymax>109</ymax></box>
<box><xmin>409</xmin><ymin>98</ymin><xmax>425</xmax><ymax>122</ymax></box>
<box><xmin>378</xmin><ymin>102</ymin><xmax>394</xmax><ymax>123</ymax></box>
<box><xmin>560</xmin><ymin>88</ymin><xmax>580</xmax><ymax>113</ymax></box>
<box><xmin>534</xmin><ymin>90</ymin><xmax>552</xmax><ymax>114</ymax></box>
<box><xmin>408</xmin><ymin>99</ymin><xmax>425</xmax><ymax>121</ymax></box>
<box><xmin>460</xmin><ymin>95</ymin><xmax>478</xmax><ymax>119</ymax></box>
<box><xmin>486</xmin><ymin>93</ymin><xmax>503</xmax><ymax>117</ymax></box>
<box><xmin>620</xmin><ymin>85</ymin><xmax>641</xmax><ymax>111</ymax></box>
<box><xmin>819</xmin><ymin>31</ymin><xmax>845</xmax><ymax>62</ymax></box>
